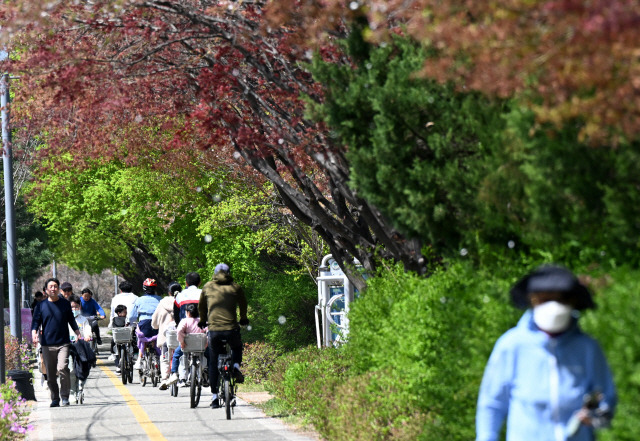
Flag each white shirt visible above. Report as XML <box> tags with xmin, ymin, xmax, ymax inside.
<box><xmin>69</xmin><ymin>314</ymin><xmax>93</xmax><ymax>341</ymax></box>
<box><xmin>109</xmin><ymin>292</ymin><xmax>138</xmax><ymax>328</ymax></box>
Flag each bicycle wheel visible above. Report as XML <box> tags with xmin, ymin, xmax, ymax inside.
<box><xmin>120</xmin><ymin>346</ymin><xmax>128</xmax><ymax>385</ymax></box>
<box><xmin>152</xmin><ymin>355</ymin><xmax>159</xmax><ymax>387</ymax></box>
<box><xmin>170</xmin><ymin>382</ymin><xmax>178</xmax><ymax>397</ymax></box>
<box><xmin>189</xmin><ymin>364</ymin><xmax>197</xmax><ymax>408</ymax></box>
<box><xmin>195</xmin><ymin>361</ymin><xmax>202</xmax><ymax>406</ymax></box>
<box><xmin>141</xmin><ymin>355</ymin><xmax>148</xmax><ymax>386</ymax></box>
<box><xmin>127</xmin><ymin>356</ymin><xmax>134</xmax><ymax>383</ymax></box>
<box><xmin>127</xmin><ymin>349</ymin><xmax>134</xmax><ymax>383</ymax></box>
<box><xmin>91</xmin><ymin>337</ymin><xmax>97</xmax><ymax>354</ymax></box>
<box><xmin>224</xmin><ymin>378</ymin><xmax>231</xmax><ymax>420</ymax></box>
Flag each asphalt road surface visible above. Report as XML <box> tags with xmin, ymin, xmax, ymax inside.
<box><xmin>28</xmin><ymin>330</ymin><xmax>317</xmax><ymax>441</ymax></box>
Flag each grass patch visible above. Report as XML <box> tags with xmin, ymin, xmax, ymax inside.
<box><xmin>237</xmin><ymin>382</ymin><xmax>267</xmax><ymax>393</ymax></box>
<box><xmin>258</xmin><ymin>397</ymin><xmax>319</xmax><ymax>434</ymax></box>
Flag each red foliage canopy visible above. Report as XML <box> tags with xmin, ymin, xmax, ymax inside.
<box><xmin>272</xmin><ymin>0</ymin><xmax>640</xmax><ymax>145</ymax></box>
<box><xmin>2</xmin><ymin>0</ymin><xmax>425</xmax><ymax>290</ymax></box>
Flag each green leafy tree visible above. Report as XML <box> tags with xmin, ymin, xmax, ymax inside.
<box><xmin>309</xmin><ymin>34</ymin><xmax>505</xmax><ymax>252</ymax></box>
<box><xmin>478</xmin><ymin>109</ymin><xmax>640</xmax><ymax>266</ymax></box>
<box><xmin>15</xmin><ymin>198</ymin><xmax>53</xmax><ymax>286</ymax></box>
<box><xmin>27</xmin><ymin>157</ymin><xmax>324</xmax><ymax>287</ymax></box>
<box><xmin>27</xmin><ymin>161</ymin><xmax>213</xmax><ymax>289</ymax></box>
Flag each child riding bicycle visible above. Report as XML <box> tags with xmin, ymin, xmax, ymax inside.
<box><xmin>168</xmin><ymin>304</ymin><xmax>210</xmax><ymax>385</ymax></box>
<box><xmin>112</xmin><ymin>305</ymin><xmax>129</xmax><ymax>374</ymax></box>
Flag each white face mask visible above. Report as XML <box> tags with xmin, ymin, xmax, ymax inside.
<box><xmin>533</xmin><ymin>301</ymin><xmax>573</xmax><ymax>333</ymax></box>
<box><xmin>73</xmin><ymin>309</ymin><xmax>80</xmax><ymax>318</ymax></box>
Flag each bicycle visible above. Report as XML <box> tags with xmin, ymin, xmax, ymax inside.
<box><xmin>183</xmin><ymin>333</ymin><xmax>208</xmax><ymax>408</ymax></box>
<box><xmin>136</xmin><ymin>329</ymin><xmax>161</xmax><ymax>387</ymax></box>
<box><xmin>216</xmin><ymin>339</ymin><xmax>237</xmax><ymax>420</ymax></box>
<box><xmin>112</xmin><ymin>325</ymin><xmax>135</xmax><ymax>385</ymax></box>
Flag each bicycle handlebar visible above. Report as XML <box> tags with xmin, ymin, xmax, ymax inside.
<box><xmin>85</xmin><ymin>314</ymin><xmax>105</xmax><ymax>320</ymax></box>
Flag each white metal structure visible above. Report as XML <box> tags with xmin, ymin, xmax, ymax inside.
<box><xmin>315</xmin><ymin>254</ymin><xmax>355</xmax><ymax>348</ymax></box>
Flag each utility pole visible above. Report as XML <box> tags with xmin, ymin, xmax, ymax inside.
<box><xmin>2</xmin><ymin>73</ymin><xmax>20</xmax><ymax>346</ymax></box>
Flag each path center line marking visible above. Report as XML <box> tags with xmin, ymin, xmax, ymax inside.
<box><xmin>97</xmin><ymin>359</ymin><xmax>167</xmax><ymax>441</ymax></box>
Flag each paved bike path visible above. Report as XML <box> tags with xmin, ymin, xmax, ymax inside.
<box><xmin>28</xmin><ymin>331</ymin><xmax>318</xmax><ymax>441</ymax></box>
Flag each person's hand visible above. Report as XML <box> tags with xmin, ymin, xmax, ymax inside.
<box><xmin>32</xmin><ymin>333</ymin><xmax>39</xmax><ymax>345</ymax></box>
<box><xmin>239</xmin><ymin>318</ymin><xmax>250</xmax><ymax>326</ymax></box>
<box><xmin>197</xmin><ymin>320</ymin><xmax>207</xmax><ymax>329</ymax></box>
<box><xmin>576</xmin><ymin>408</ymin><xmax>593</xmax><ymax>426</ymax></box>
<box><xmin>98</xmin><ymin>315</ymin><xmax>105</xmax><ymax>320</ymax></box>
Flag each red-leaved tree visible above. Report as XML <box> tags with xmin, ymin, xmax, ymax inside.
<box><xmin>2</xmin><ymin>0</ymin><xmax>425</xmax><ymax>291</ymax></box>
<box><xmin>268</xmin><ymin>0</ymin><xmax>640</xmax><ymax>146</ymax></box>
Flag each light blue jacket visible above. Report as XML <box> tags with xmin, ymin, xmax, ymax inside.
<box><xmin>129</xmin><ymin>294</ymin><xmax>162</xmax><ymax>323</ymax></box>
<box><xmin>476</xmin><ymin>310</ymin><xmax>616</xmax><ymax>441</ymax></box>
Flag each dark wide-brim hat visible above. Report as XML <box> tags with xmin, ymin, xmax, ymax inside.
<box><xmin>510</xmin><ymin>264</ymin><xmax>596</xmax><ymax>310</ymax></box>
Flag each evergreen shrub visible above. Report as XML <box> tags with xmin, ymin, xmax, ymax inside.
<box><xmin>266</xmin><ymin>261</ymin><xmax>521</xmax><ymax>440</ymax></box>
<box><xmin>244</xmin><ymin>273</ymin><xmax>317</xmax><ymax>351</ymax></box>
<box><xmin>242</xmin><ymin>341</ymin><xmax>282</xmax><ymax>384</ymax></box>
<box><xmin>265</xmin><ymin>260</ymin><xmax>637</xmax><ymax>440</ymax></box>
<box><xmin>341</xmin><ymin>262</ymin><xmax>519</xmax><ymax>440</ymax></box>
<box><xmin>580</xmin><ymin>266</ymin><xmax>640</xmax><ymax>441</ymax></box>
<box><xmin>266</xmin><ymin>346</ymin><xmax>348</xmax><ymax>416</ymax></box>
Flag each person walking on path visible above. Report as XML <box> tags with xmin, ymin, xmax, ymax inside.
<box><xmin>30</xmin><ymin>291</ymin><xmax>44</xmax><ymax>315</ymax></box>
<box><xmin>68</xmin><ymin>295</ymin><xmax>93</xmax><ymax>404</ymax></box>
<box><xmin>31</xmin><ymin>278</ymin><xmax>83</xmax><ymax>407</ymax></box>
<box><xmin>198</xmin><ymin>263</ymin><xmax>249</xmax><ymax>408</ymax></box>
<box><xmin>476</xmin><ymin>264</ymin><xmax>617</xmax><ymax>441</ymax></box>
<box><xmin>60</xmin><ymin>282</ymin><xmax>74</xmax><ymax>301</ymax></box>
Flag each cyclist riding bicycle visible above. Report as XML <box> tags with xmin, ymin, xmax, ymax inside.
<box><xmin>109</xmin><ymin>280</ymin><xmax>138</xmax><ymax>361</ymax></box>
<box><xmin>171</xmin><ymin>272</ymin><xmax>202</xmax><ymax>387</ymax></box>
<box><xmin>153</xmin><ymin>281</ymin><xmax>182</xmax><ymax>389</ymax></box>
<box><xmin>167</xmin><ymin>304</ymin><xmax>210</xmax><ymax>385</ymax></box>
<box><xmin>80</xmin><ymin>288</ymin><xmax>105</xmax><ymax>345</ymax></box>
<box><xmin>198</xmin><ymin>263</ymin><xmax>248</xmax><ymax>409</ymax></box>
<box><xmin>129</xmin><ymin>278</ymin><xmax>162</xmax><ymax>369</ymax></box>
<box><xmin>112</xmin><ymin>305</ymin><xmax>129</xmax><ymax>374</ymax></box>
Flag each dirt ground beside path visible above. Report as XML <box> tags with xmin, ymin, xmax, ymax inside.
<box><xmin>236</xmin><ymin>391</ymin><xmax>323</xmax><ymax>441</ymax></box>
<box><xmin>237</xmin><ymin>390</ymin><xmax>273</xmax><ymax>404</ymax></box>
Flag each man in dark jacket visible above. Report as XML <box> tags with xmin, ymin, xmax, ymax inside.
<box><xmin>198</xmin><ymin>263</ymin><xmax>249</xmax><ymax>408</ymax></box>
<box><xmin>32</xmin><ymin>278</ymin><xmax>83</xmax><ymax>407</ymax></box>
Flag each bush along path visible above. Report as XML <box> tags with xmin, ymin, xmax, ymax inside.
<box><xmin>258</xmin><ymin>261</ymin><xmax>636</xmax><ymax>441</ymax></box>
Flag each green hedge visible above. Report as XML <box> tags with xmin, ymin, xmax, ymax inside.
<box><xmin>244</xmin><ymin>272</ymin><xmax>317</xmax><ymax>351</ymax></box>
<box><xmin>342</xmin><ymin>262</ymin><xmax>519</xmax><ymax>440</ymax></box>
<box><xmin>265</xmin><ymin>261</ymin><xmax>639</xmax><ymax>440</ymax></box>
<box><xmin>266</xmin><ymin>261</ymin><xmax>520</xmax><ymax>439</ymax></box>
<box><xmin>580</xmin><ymin>266</ymin><xmax>640</xmax><ymax>440</ymax></box>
